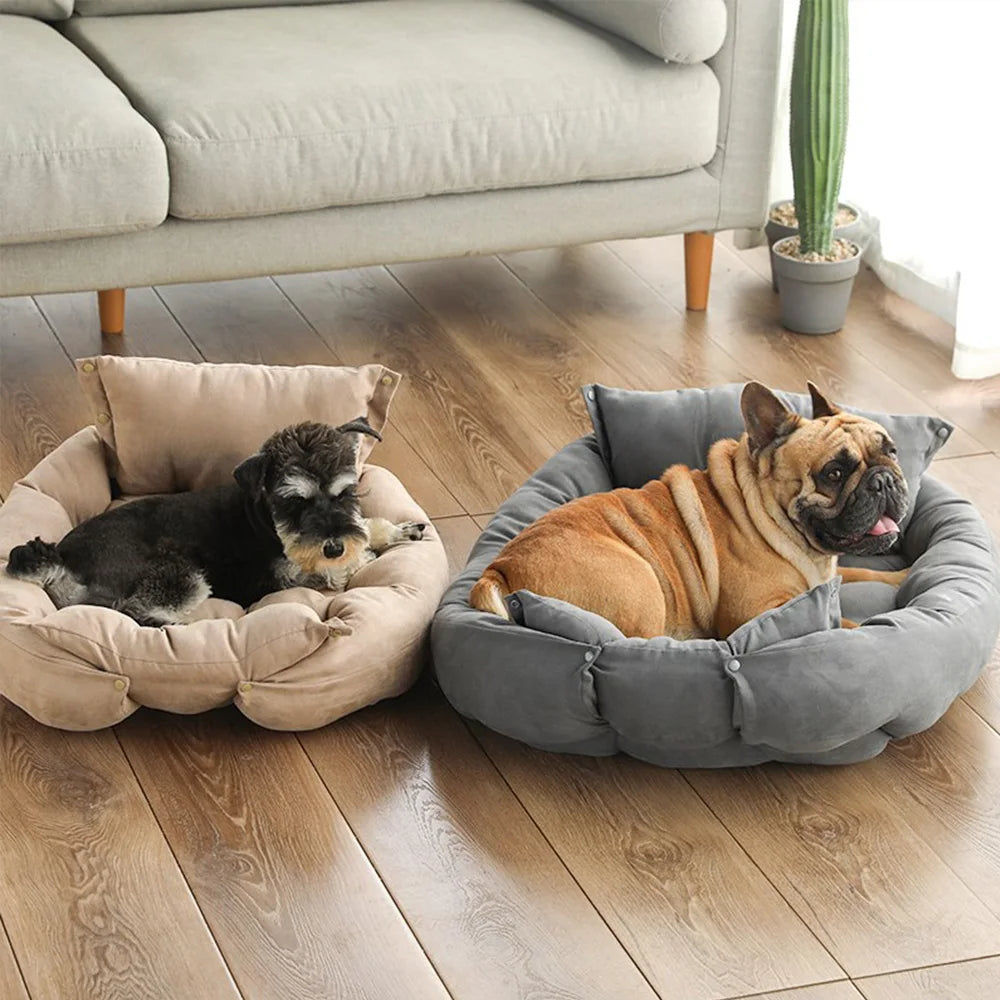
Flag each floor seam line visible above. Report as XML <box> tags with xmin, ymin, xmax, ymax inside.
<box><xmin>150</xmin><ymin>287</ymin><xmax>208</xmax><ymax>360</ymax></box>
<box><xmin>272</xmin><ymin>272</ymin><xmax>470</xmax><ymax>516</ymax></box>
<box><xmin>112</xmin><ymin>728</ymin><xmax>247</xmax><ymax>999</ymax></box>
<box><xmin>677</xmin><ymin>767</ymin><xmax>849</xmax><ymax>981</ymax></box>
<box><xmin>464</xmin><ymin>718</ymin><xmax>666</xmax><ymax>999</ymax></box>
<box><xmin>268</xmin><ymin>275</ymin><xmax>351</xmax><ymax>365</ymax></box>
<box><xmin>0</xmin><ymin>910</ymin><xmax>32</xmax><ymax>1000</ymax></box>
<box><xmin>494</xmin><ymin>251</ymin><xmax>667</xmax><ymax>391</ymax></box>
<box><xmin>959</xmin><ymin>693</ymin><xmax>1000</xmax><ymax>737</ymax></box>
<box><xmin>29</xmin><ymin>295</ymin><xmax>75</xmax><ymax>366</ymax></box>
<box><xmin>294</xmin><ymin>734</ymin><xmax>457</xmax><ymax>1000</ymax></box>
<box><xmin>383</xmin><ymin>260</ymin><xmax>583</xmax><ymax>459</ymax></box>
<box><xmin>722</xmin><ymin>976</ymin><xmax>856</xmax><ymax>1000</ymax></box>
<box><xmin>852</xmin><ymin>949</ymin><xmax>1000</xmax><ymax>982</ymax></box>
<box><xmin>601</xmin><ymin>241</ymin><xmax>756</xmax><ymax>381</ymax></box>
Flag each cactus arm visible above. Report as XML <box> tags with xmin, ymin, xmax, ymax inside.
<box><xmin>790</xmin><ymin>0</ymin><xmax>849</xmax><ymax>255</ymax></box>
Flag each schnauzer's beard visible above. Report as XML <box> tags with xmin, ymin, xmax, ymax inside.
<box><xmin>274</xmin><ymin>525</ymin><xmax>369</xmax><ymax>576</ymax></box>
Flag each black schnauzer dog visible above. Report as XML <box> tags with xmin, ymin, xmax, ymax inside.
<box><xmin>6</xmin><ymin>418</ymin><xmax>425</xmax><ymax>626</ymax></box>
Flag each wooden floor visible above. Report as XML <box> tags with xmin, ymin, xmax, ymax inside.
<box><xmin>2</xmin><ymin>233</ymin><xmax>1000</xmax><ymax>1000</ymax></box>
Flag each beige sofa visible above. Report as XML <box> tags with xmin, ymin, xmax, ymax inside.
<box><xmin>0</xmin><ymin>0</ymin><xmax>782</xmax><ymax>332</ymax></box>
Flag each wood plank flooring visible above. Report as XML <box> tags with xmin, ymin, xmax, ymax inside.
<box><xmin>0</xmin><ymin>919</ymin><xmax>29</xmax><ymax>1000</ymax></box>
<box><xmin>855</xmin><ymin>955</ymin><xmax>1000</xmax><ymax>1000</ymax></box>
<box><xmin>2</xmin><ymin>233</ymin><xmax>1000</xmax><ymax>999</ymax></box>
<box><xmin>300</xmin><ymin>686</ymin><xmax>657</xmax><ymax>1000</ymax></box>
<box><xmin>116</xmin><ymin>711</ymin><xmax>449</xmax><ymax>1000</ymax></box>
<box><xmin>750</xmin><ymin>986</ymin><xmax>863</xmax><ymax>1000</ymax></box>
<box><xmin>471</xmin><ymin>728</ymin><xmax>842</xmax><ymax>998</ymax></box>
<box><xmin>0</xmin><ymin>701</ymin><xmax>240</xmax><ymax>1000</ymax></box>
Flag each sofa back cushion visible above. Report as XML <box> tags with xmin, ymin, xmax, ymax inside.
<box><xmin>0</xmin><ymin>0</ymin><xmax>72</xmax><ymax>18</ymax></box>
<box><xmin>548</xmin><ymin>0</ymin><xmax>727</xmax><ymax>63</ymax></box>
<box><xmin>62</xmin><ymin>1</ymin><xmax>719</xmax><ymax>222</ymax></box>
<box><xmin>74</xmin><ymin>0</ymin><xmax>349</xmax><ymax>13</ymax></box>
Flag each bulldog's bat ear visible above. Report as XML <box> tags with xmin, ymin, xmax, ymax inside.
<box><xmin>741</xmin><ymin>382</ymin><xmax>799</xmax><ymax>455</ymax></box>
<box><xmin>233</xmin><ymin>452</ymin><xmax>269</xmax><ymax>497</ymax></box>
<box><xmin>807</xmin><ymin>381</ymin><xmax>841</xmax><ymax>419</ymax></box>
<box><xmin>336</xmin><ymin>416</ymin><xmax>382</xmax><ymax>443</ymax></box>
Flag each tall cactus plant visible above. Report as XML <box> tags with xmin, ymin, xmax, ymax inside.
<box><xmin>790</xmin><ymin>0</ymin><xmax>849</xmax><ymax>255</ymax></box>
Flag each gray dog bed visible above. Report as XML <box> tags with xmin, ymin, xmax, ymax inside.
<box><xmin>432</xmin><ymin>384</ymin><xmax>1000</xmax><ymax>766</ymax></box>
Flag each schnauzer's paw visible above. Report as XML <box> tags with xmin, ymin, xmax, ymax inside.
<box><xmin>7</xmin><ymin>537</ymin><xmax>60</xmax><ymax>580</ymax></box>
<box><xmin>398</xmin><ymin>521</ymin><xmax>427</xmax><ymax>542</ymax></box>
<box><xmin>366</xmin><ymin>517</ymin><xmax>428</xmax><ymax>553</ymax></box>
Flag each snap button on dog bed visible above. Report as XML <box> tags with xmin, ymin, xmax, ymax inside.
<box><xmin>0</xmin><ymin>356</ymin><xmax>449</xmax><ymax>732</ymax></box>
<box><xmin>432</xmin><ymin>384</ymin><xmax>1000</xmax><ymax>767</ymax></box>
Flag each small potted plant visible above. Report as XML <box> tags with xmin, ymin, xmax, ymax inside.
<box><xmin>764</xmin><ymin>198</ymin><xmax>865</xmax><ymax>292</ymax></box>
<box><xmin>771</xmin><ymin>0</ymin><xmax>860</xmax><ymax>335</ymax></box>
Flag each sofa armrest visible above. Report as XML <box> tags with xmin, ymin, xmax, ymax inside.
<box><xmin>706</xmin><ymin>0</ymin><xmax>783</xmax><ymax>231</ymax></box>
<box><xmin>545</xmin><ymin>0</ymin><xmax>727</xmax><ymax>63</ymax></box>
<box><xmin>547</xmin><ymin>0</ymin><xmax>782</xmax><ymax>231</ymax></box>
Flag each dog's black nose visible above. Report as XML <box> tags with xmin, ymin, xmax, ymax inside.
<box><xmin>323</xmin><ymin>540</ymin><xmax>345</xmax><ymax>559</ymax></box>
<box><xmin>867</xmin><ymin>468</ymin><xmax>893</xmax><ymax>495</ymax></box>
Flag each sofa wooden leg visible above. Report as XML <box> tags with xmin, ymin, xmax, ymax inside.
<box><xmin>97</xmin><ymin>288</ymin><xmax>125</xmax><ymax>334</ymax></box>
<box><xmin>683</xmin><ymin>232</ymin><xmax>714</xmax><ymax>311</ymax></box>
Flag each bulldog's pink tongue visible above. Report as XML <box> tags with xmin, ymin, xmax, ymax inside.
<box><xmin>868</xmin><ymin>515</ymin><xmax>899</xmax><ymax>537</ymax></box>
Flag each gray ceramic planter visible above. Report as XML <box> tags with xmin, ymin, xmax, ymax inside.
<box><xmin>771</xmin><ymin>238</ymin><xmax>861</xmax><ymax>335</ymax></box>
<box><xmin>765</xmin><ymin>200</ymin><xmax>866</xmax><ymax>291</ymax></box>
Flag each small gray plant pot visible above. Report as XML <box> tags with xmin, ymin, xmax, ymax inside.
<box><xmin>772</xmin><ymin>238</ymin><xmax>861</xmax><ymax>335</ymax></box>
<box><xmin>765</xmin><ymin>200</ymin><xmax>866</xmax><ymax>291</ymax></box>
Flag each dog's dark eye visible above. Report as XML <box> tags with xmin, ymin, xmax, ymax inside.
<box><xmin>822</xmin><ymin>464</ymin><xmax>844</xmax><ymax>484</ymax></box>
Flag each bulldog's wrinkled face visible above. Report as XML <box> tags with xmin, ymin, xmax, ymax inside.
<box><xmin>742</xmin><ymin>382</ymin><xmax>909</xmax><ymax>556</ymax></box>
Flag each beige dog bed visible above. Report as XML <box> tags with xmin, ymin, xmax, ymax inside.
<box><xmin>0</xmin><ymin>357</ymin><xmax>448</xmax><ymax>731</ymax></box>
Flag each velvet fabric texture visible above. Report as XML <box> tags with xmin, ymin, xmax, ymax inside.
<box><xmin>76</xmin><ymin>355</ymin><xmax>396</xmax><ymax>493</ymax></box>
<box><xmin>432</xmin><ymin>387</ymin><xmax>1000</xmax><ymax>767</ymax></box>
<box><xmin>585</xmin><ymin>383</ymin><xmax>956</xmax><ymax>529</ymax></box>
<box><xmin>0</xmin><ymin>361</ymin><xmax>449</xmax><ymax>731</ymax></box>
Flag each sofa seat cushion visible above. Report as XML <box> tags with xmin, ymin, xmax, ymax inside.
<box><xmin>0</xmin><ymin>16</ymin><xmax>168</xmax><ymax>245</ymax></box>
<box><xmin>73</xmin><ymin>0</ymin><xmax>345</xmax><ymax>12</ymax></box>
<box><xmin>62</xmin><ymin>1</ymin><xmax>720</xmax><ymax>222</ymax></box>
